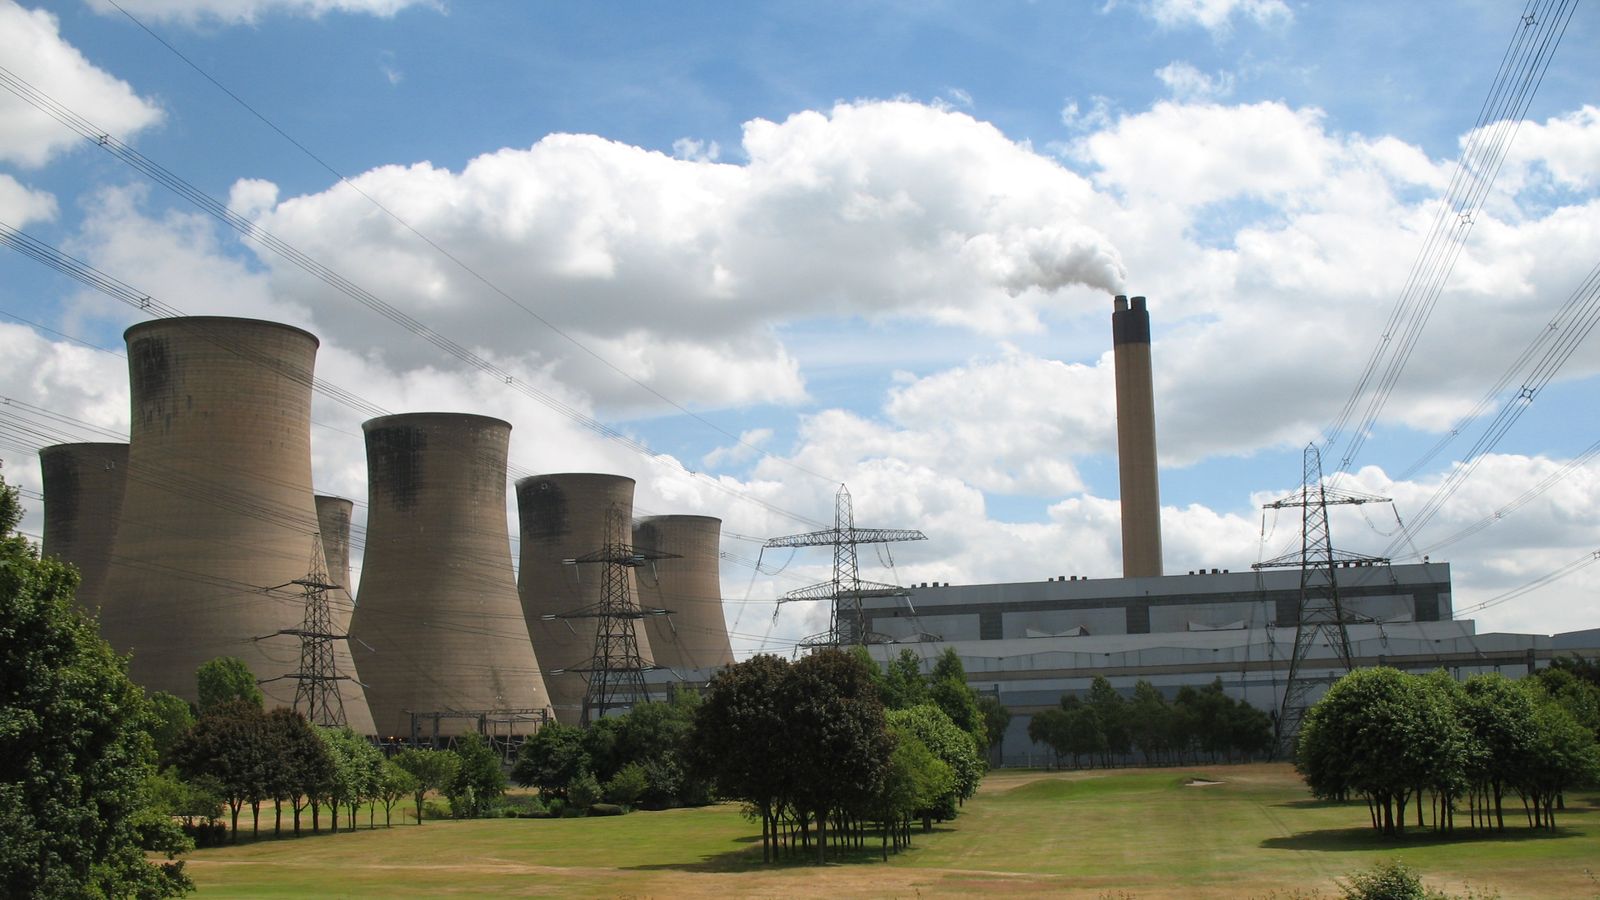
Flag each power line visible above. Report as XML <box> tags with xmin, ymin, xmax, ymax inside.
<box><xmin>0</xmin><ymin>70</ymin><xmax>826</xmax><ymax>531</ymax></box>
<box><xmin>1324</xmin><ymin>0</ymin><xmax>1579</xmax><ymax>474</ymax></box>
<box><xmin>99</xmin><ymin>0</ymin><xmax>840</xmax><ymax>490</ymax></box>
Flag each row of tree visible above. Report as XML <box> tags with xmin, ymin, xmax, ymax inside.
<box><xmin>1028</xmin><ymin>676</ymin><xmax>1274</xmax><ymax>768</ymax></box>
<box><xmin>690</xmin><ymin>648</ymin><xmax>990</xmax><ymax>864</ymax></box>
<box><xmin>149</xmin><ymin>661</ymin><xmax>511</xmax><ymax>840</ymax></box>
<box><xmin>1297</xmin><ymin>666</ymin><xmax>1600</xmax><ymax>835</ymax></box>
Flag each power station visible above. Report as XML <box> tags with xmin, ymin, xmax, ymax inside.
<box><xmin>30</xmin><ymin>306</ymin><xmax>1599</xmax><ymax>763</ymax></box>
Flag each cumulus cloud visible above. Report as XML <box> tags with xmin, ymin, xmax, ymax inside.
<box><xmin>0</xmin><ymin>174</ymin><xmax>57</xmax><ymax>226</ymax></box>
<box><xmin>83</xmin><ymin>0</ymin><xmax>437</xmax><ymax>26</ymax></box>
<box><xmin>1129</xmin><ymin>0</ymin><xmax>1292</xmax><ymax>32</ymax></box>
<box><xmin>0</xmin><ymin>3</ymin><xmax>162</xmax><ymax>168</ymax></box>
<box><xmin>1155</xmin><ymin>61</ymin><xmax>1235</xmax><ymax>102</ymax></box>
<box><xmin>224</xmin><ymin>101</ymin><xmax>1126</xmax><ymax>411</ymax></box>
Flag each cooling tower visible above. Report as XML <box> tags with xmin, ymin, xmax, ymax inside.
<box><xmin>313</xmin><ymin>495</ymin><xmax>377</xmax><ymax>736</ymax></box>
<box><xmin>99</xmin><ymin>317</ymin><xmax>321</xmax><ymax>706</ymax></box>
<box><xmin>516</xmin><ymin>473</ymin><xmax>655</xmax><ymax>726</ymax></box>
<box><xmin>1112</xmin><ymin>295</ymin><xmax>1163</xmax><ymax>578</ymax></box>
<box><xmin>635</xmin><ymin>515</ymin><xmax>735</xmax><ymax>671</ymax></box>
<box><xmin>39</xmin><ymin>442</ymin><xmax>128</xmax><ymax>616</ymax></box>
<box><xmin>349</xmin><ymin>413</ymin><xmax>550</xmax><ymax>737</ymax></box>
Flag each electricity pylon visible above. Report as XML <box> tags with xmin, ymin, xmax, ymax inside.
<box><xmin>765</xmin><ymin>484</ymin><xmax>927</xmax><ymax>647</ymax></box>
<box><xmin>547</xmin><ymin>504</ymin><xmax>676</xmax><ymax>726</ymax></box>
<box><xmin>259</xmin><ymin>535</ymin><xmax>352</xmax><ymax>727</ymax></box>
<box><xmin>1253</xmin><ymin>444</ymin><xmax>1390</xmax><ymax>753</ymax></box>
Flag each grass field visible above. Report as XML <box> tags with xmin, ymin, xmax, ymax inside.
<box><xmin>182</xmin><ymin>764</ymin><xmax>1600</xmax><ymax>898</ymax></box>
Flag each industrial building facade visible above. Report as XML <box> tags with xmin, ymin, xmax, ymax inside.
<box><xmin>854</xmin><ymin>563</ymin><xmax>1600</xmax><ymax>766</ymax></box>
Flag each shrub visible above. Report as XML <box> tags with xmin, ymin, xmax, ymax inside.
<box><xmin>604</xmin><ymin>762</ymin><xmax>649</xmax><ymax>806</ymax></box>
<box><xmin>1335</xmin><ymin>860</ymin><xmax>1499</xmax><ymax>900</ymax></box>
<box><xmin>567</xmin><ymin>770</ymin><xmax>603</xmax><ymax>811</ymax></box>
<box><xmin>422</xmin><ymin>800</ymin><xmax>453</xmax><ymax>821</ymax></box>
<box><xmin>589</xmin><ymin>802</ymin><xmax>626</xmax><ymax>816</ymax></box>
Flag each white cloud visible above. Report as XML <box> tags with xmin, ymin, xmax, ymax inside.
<box><xmin>0</xmin><ymin>3</ymin><xmax>162</xmax><ymax>168</ymax></box>
<box><xmin>228</xmin><ymin>101</ymin><xmax>1126</xmax><ymax>411</ymax></box>
<box><xmin>1135</xmin><ymin>0</ymin><xmax>1291</xmax><ymax>32</ymax></box>
<box><xmin>702</xmin><ymin>428</ymin><xmax>773</xmax><ymax>469</ymax></box>
<box><xmin>1155</xmin><ymin>61</ymin><xmax>1235</xmax><ymax>102</ymax></box>
<box><xmin>0</xmin><ymin>174</ymin><xmax>57</xmax><ymax>226</ymax></box>
<box><xmin>84</xmin><ymin>0</ymin><xmax>437</xmax><ymax>26</ymax></box>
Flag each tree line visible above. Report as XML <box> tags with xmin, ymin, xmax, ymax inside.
<box><xmin>1297</xmin><ymin>665</ymin><xmax>1600</xmax><ymax>836</ymax></box>
<box><xmin>1027</xmin><ymin>676</ymin><xmax>1274</xmax><ymax>768</ymax></box>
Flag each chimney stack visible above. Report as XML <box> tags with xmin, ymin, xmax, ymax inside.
<box><xmin>1113</xmin><ymin>295</ymin><xmax>1163</xmax><ymax>578</ymax></box>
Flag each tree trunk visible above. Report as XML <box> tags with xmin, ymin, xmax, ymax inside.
<box><xmin>230</xmin><ymin>800</ymin><xmax>242</xmax><ymax>843</ymax></box>
<box><xmin>311</xmin><ymin>799</ymin><xmax>321</xmax><ymax>833</ymax></box>
<box><xmin>274</xmin><ymin>798</ymin><xmax>282</xmax><ymax>836</ymax></box>
<box><xmin>251</xmin><ymin>800</ymin><xmax>261</xmax><ymax>838</ymax></box>
<box><xmin>816</xmin><ymin>810</ymin><xmax>827</xmax><ymax>865</ymax></box>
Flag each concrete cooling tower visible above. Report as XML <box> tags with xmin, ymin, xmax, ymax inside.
<box><xmin>313</xmin><ymin>495</ymin><xmax>376</xmax><ymax>735</ymax></box>
<box><xmin>516</xmin><ymin>473</ymin><xmax>655</xmax><ymax>725</ymax></box>
<box><xmin>349</xmin><ymin>413</ymin><xmax>550</xmax><ymax>737</ymax></box>
<box><xmin>634</xmin><ymin>515</ymin><xmax>735</xmax><ymax>671</ymax></box>
<box><xmin>39</xmin><ymin>442</ymin><xmax>128</xmax><ymax>617</ymax></box>
<box><xmin>99</xmin><ymin>317</ymin><xmax>323</xmax><ymax>706</ymax></box>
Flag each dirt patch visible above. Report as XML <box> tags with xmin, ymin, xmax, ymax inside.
<box><xmin>1184</xmin><ymin>779</ymin><xmax>1225</xmax><ymax>787</ymax></box>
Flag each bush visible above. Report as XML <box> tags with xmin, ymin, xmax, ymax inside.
<box><xmin>567</xmin><ymin>770</ymin><xmax>602</xmax><ymax>811</ymax></box>
<box><xmin>604</xmin><ymin>762</ymin><xmax>649</xmax><ymax>806</ymax></box>
<box><xmin>422</xmin><ymin>800</ymin><xmax>453</xmax><ymax>821</ymax></box>
<box><xmin>1336</xmin><ymin>860</ymin><xmax>1498</xmax><ymax>900</ymax></box>
<box><xmin>589</xmin><ymin>802</ymin><xmax>626</xmax><ymax>816</ymax></box>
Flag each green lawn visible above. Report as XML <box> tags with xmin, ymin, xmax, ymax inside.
<box><xmin>182</xmin><ymin>764</ymin><xmax>1600</xmax><ymax>898</ymax></box>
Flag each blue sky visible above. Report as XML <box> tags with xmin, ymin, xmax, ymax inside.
<box><xmin>2</xmin><ymin>0</ymin><xmax>1598</xmax><ymax>652</ymax></box>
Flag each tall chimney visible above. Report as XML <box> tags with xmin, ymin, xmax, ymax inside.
<box><xmin>1113</xmin><ymin>295</ymin><xmax>1162</xmax><ymax>578</ymax></box>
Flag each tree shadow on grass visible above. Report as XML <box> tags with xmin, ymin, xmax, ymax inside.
<box><xmin>625</xmin><ymin>832</ymin><xmax>945</xmax><ymax>873</ymax></box>
<box><xmin>1262</xmin><ymin>826</ymin><xmax>1583</xmax><ymax>852</ymax></box>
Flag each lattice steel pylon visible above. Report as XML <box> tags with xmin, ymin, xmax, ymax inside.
<box><xmin>549</xmin><ymin>504</ymin><xmax>677</xmax><ymax>726</ymax></box>
<box><xmin>259</xmin><ymin>536</ymin><xmax>351</xmax><ymax>727</ymax></box>
<box><xmin>765</xmin><ymin>484</ymin><xmax>927</xmax><ymax>647</ymax></box>
<box><xmin>1253</xmin><ymin>444</ymin><xmax>1390</xmax><ymax>754</ymax></box>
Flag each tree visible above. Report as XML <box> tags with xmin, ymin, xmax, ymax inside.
<box><xmin>976</xmin><ymin>693</ymin><xmax>1011</xmax><ymax>758</ymax></box>
<box><xmin>147</xmin><ymin>691</ymin><xmax>197</xmax><ymax>762</ymax></box>
<box><xmin>0</xmin><ymin>467</ymin><xmax>192</xmax><ymax>897</ymax></box>
<box><xmin>169</xmin><ymin>699</ymin><xmax>271</xmax><ymax>841</ymax></box>
<box><xmin>393</xmin><ymin>748</ymin><xmax>458</xmax><ymax>825</ymax></box>
<box><xmin>887</xmin><ymin>704</ymin><xmax>984</xmax><ymax>819</ymax></box>
<box><xmin>447</xmin><ymin>733</ymin><xmax>506</xmax><ymax>818</ymax></box>
<box><xmin>1516</xmin><ymin>685</ymin><xmax>1600</xmax><ymax>828</ymax></box>
<box><xmin>1297</xmin><ymin>668</ymin><xmax>1466</xmax><ymax>836</ymax></box>
<box><xmin>876</xmin><ymin>727</ymin><xmax>953</xmax><ymax>857</ymax></box>
<box><xmin>318</xmin><ymin>727</ymin><xmax>384</xmax><ymax>831</ymax></box>
<box><xmin>880</xmin><ymin>648</ymin><xmax>930</xmax><ymax>710</ymax></box>
<box><xmin>782</xmin><ymin>648</ymin><xmax>892</xmax><ymax>863</ymax></box>
<box><xmin>929</xmin><ymin>648</ymin><xmax>986</xmax><ymax>750</ymax></box>
<box><xmin>1127</xmin><ymin>680</ymin><xmax>1172</xmax><ymax>764</ymax></box>
<box><xmin>691</xmin><ymin>654</ymin><xmax>793</xmax><ymax>862</ymax></box>
<box><xmin>196</xmin><ymin>656</ymin><xmax>263</xmax><ymax>714</ymax></box>
<box><xmin>1027</xmin><ymin>708</ymin><xmax>1070</xmax><ymax>768</ymax></box>
<box><xmin>376</xmin><ymin>759</ymin><xmax>418</xmax><ymax>827</ymax></box>
<box><xmin>1461</xmin><ymin>673</ymin><xmax>1538</xmax><ymax>831</ymax></box>
<box><xmin>264</xmin><ymin>707</ymin><xmax>332</xmax><ymax>835</ymax></box>
<box><xmin>512</xmin><ymin>721</ymin><xmax>590</xmax><ymax>799</ymax></box>
<box><xmin>1087</xmin><ymin>676</ymin><xmax>1130</xmax><ymax>765</ymax></box>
